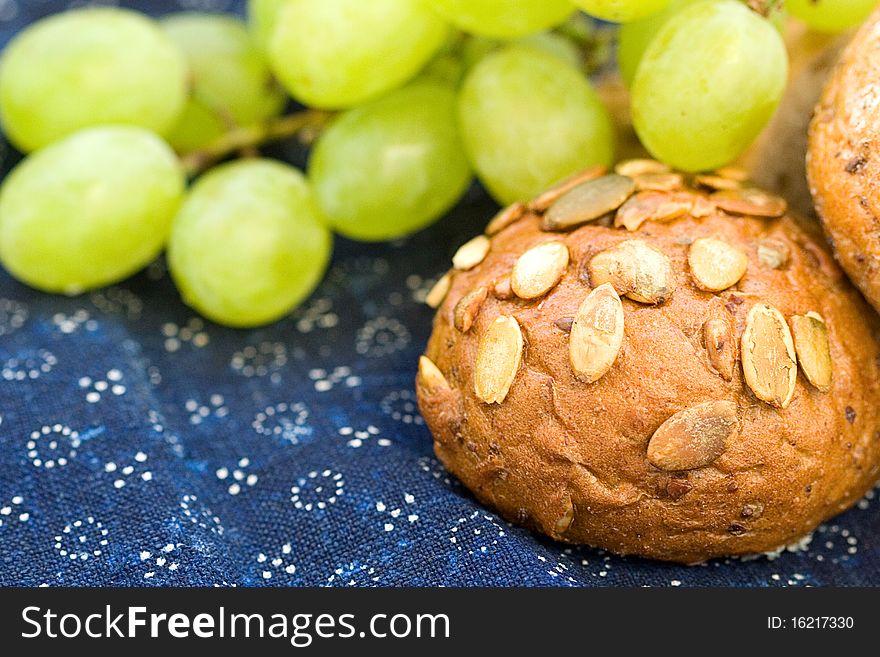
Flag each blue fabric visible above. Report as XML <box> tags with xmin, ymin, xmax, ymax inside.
<box><xmin>1</xmin><ymin>0</ymin><xmax>878</xmax><ymax>588</ymax></box>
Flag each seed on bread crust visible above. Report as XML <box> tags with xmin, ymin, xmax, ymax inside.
<box><xmin>741</xmin><ymin>303</ymin><xmax>797</xmax><ymax>408</ymax></box>
<box><xmin>615</xmin><ymin>191</ymin><xmax>693</xmax><ymax>231</ymax></box>
<box><xmin>689</xmin><ymin>238</ymin><xmax>749</xmax><ymax>292</ymax></box>
<box><xmin>486</xmin><ymin>202</ymin><xmax>526</xmax><ymax>236</ymax></box>
<box><xmin>453</xmin><ymin>235</ymin><xmax>491</xmax><ymax>271</ymax></box>
<box><xmin>474</xmin><ymin>316</ymin><xmax>523</xmax><ymax>404</ymax></box>
<box><xmin>425</xmin><ymin>273</ymin><xmax>451</xmax><ymax>309</ymax></box>
<box><xmin>690</xmin><ymin>195</ymin><xmax>717</xmax><ymax>217</ymax></box>
<box><xmin>554</xmin><ymin>498</ymin><xmax>575</xmax><ymax>534</ymax></box>
<box><xmin>715</xmin><ymin>166</ymin><xmax>749</xmax><ymax>182</ymax></box>
<box><xmin>511</xmin><ymin>241</ymin><xmax>569</xmax><ymax>300</ymax></box>
<box><xmin>418</xmin><ymin>356</ymin><xmax>450</xmax><ymax>393</ymax></box>
<box><xmin>529</xmin><ymin>165</ymin><xmax>606</xmax><ymax>212</ymax></box>
<box><xmin>542</xmin><ymin>174</ymin><xmax>636</xmax><ymax>231</ymax></box>
<box><xmin>454</xmin><ymin>287</ymin><xmax>489</xmax><ymax>333</ymax></box>
<box><xmin>757</xmin><ymin>239</ymin><xmax>790</xmax><ymax>269</ymax></box>
<box><xmin>647</xmin><ymin>400</ymin><xmax>739</xmax><ymax>471</ymax></box>
<box><xmin>492</xmin><ymin>275</ymin><xmax>513</xmax><ymax>300</ymax></box>
<box><xmin>589</xmin><ymin>240</ymin><xmax>675</xmax><ymax>304</ymax></box>
<box><xmin>570</xmin><ymin>283</ymin><xmax>624</xmax><ymax>383</ymax></box>
<box><xmin>703</xmin><ymin>318</ymin><xmax>737</xmax><ymax>381</ymax></box>
<box><xmin>712</xmin><ymin>188</ymin><xmax>787</xmax><ymax>218</ymax></box>
<box><xmin>634</xmin><ymin>172</ymin><xmax>684</xmax><ymax>192</ymax></box>
<box><xmin>790</xmin><ymin>312</ymin><xmax>832</xmax><ymax>392</ymax></box>
<box><xmin>615</xmin><ymin>158</ymin><xmax>670</xmax><ymax>177</ymax></box>
<box><xmin>695</xmin><ymin>174</ymin><xmax>742</xmax><ymax>191</ymax></box>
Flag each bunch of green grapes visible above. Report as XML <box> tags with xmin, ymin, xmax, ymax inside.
<box><xmin>162</xmin><ymin>13</ymin><xmax>287</xmax><ymax>152</ymax></box>
<box><xmin>0</xmin><ymin>1</ymin><xmax>876</xmax><ymax>327</ymax></box>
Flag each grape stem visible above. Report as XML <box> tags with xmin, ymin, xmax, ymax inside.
<box><xmin>180</xmin><ymin>109</ymin><xmax>334</xmax><ymax>176</ymax></box>
<box><xmin>745</xmin><ymin>0</ymin><xmax>784</xmax><ymax>17</ymax></box>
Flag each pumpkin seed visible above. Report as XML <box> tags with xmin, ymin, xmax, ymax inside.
<box><xmin>703</xmin><ymin>318</ymin><xmax>736</xmax><ymax>381</ymax></box>
<box><xmin>757</xmin><ymin>239</ymin><xmax>790</xmax><ymax>269</ymax></box>
<box><xmin>474</xmin><ymin>316</ymin><xmax>523</xmax><ymax>404</ymax></box>
<box><xmin>453</xmin><ymin>235</ymin><xmax>491</xmax><ymax>271</ymax></box>
<box><xmin>425</xmin><ymin>273</ymin><xmax>451</xmax><ymax>309</ymax></box>
<box><xmin>542</xmin><ymin>174</ymin><xmax>635</xmax><ymax>231</ymax></box>
<box><xmin>453</xmin><ymin>286</ymin><xmax>488</xmax><ymax>333</ymax></box>
<box><xmin>530</xmin><ymin>165</ymin><xmax>606</xmax><ymax>212</ymax></box>
<box><xmin>715</xmin><ymin>166</ymin><xmax>749</xmax><ymax>182</ymax></box>
<box><xmin>647</xmin><ymin>401</ymin><xmax>739</xmax><ymax>471</ymax></box>
<box><xmin>634</xmin><ymin>172</ymin><xmax>684</xmax><ymax>192</ymax></box>
<box><xmin>695</xmin><ymin>174</ymin><xmax>742</xmax><ymax>191</ymax></box>
<box><xmin>741</xmin><ymin>303</ymin><xmax>797</xmax><ymax>408</ymax></box>
<box><xmin>589</xmin><ymin>240</ymin><xmax>675</xmax><ymax>304</ymax></box>
<box><xmin>789</xmin><ymin>312</ymin><xmax>832</xmax><ymax>392</ymax></box>
<box><xmin>689</xmin><ymin>238</ymin><xmax>749</xmax><ymax>292</ymax></box>
<box><xmin>615</xmin><ymin>191</ymin><xmax>693</xmax><ymax>232</ymax></box>
<box><xmin>712</xmin><ymin>188</ymin><xmax>787</xmax><ymax>218</ymax></box>
<box><xmin>492</xmin><ymin>275</ymin><xmax>513</xmax><ymax>300</ymax></box>
<box><xmin>511</xmin><ymin>241</ymin><xmax>569</xmax><ymax>299</ymax></box>
<box><xmin>418</xmin><ymin>356</ymin><xmax>450</xmax><ymax>393</ymax></box>
<box><xmin>615</xmin><ymin>159</ymin><xmax>670</xmax><ymax>177</ymax></box>
<box><xmin>486</xmin><ymin>202</ymin><xmax>526</xmax><ymax>236</ymax></box>
<box><xmin>690</xmin><ymin>195</ymin><xmax>717</xmax><ymax>217</ymax></box>
<box><xmin>570</xmin><ymin>283</ymin><xmax>624</xmax><ymax>383</ymax></box>
<box><xmin>554</xmin><ymin>498</ymin><xmax>575</xmax><ymax>534</ymax></box>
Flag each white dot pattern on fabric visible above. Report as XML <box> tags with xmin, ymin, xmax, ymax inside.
<box><xmin>256</xmin><ymin>542</ymin><xmax>297</xmax><ymax>581</ymax></box>
<box><xmin>216</xmin><ymin>458</ymin><xmax>258</xmax><ymax>496</ymax></box>
<box><xmin>79</xmin><ymin>370</ymin><xmax>126</xmax><ymax>403</ymax></box>
<box><xmin>162</xmin><ymin>318</ymin><xmax>209</xmax><ymax>352</ymax></box>
<box><xmin>290</xmin><ymin>470</ymin><xmax>344</xmax><ymax>511</ymax></box>
<box><xmin>230</xmin><ymin>342</ymin><xmax>287</xmax><ymax>379</ymax></box>
<box><xmin>338</xmin><ymin>425</ymin><xmax>390</xmax><ymax>449</ymax></box>
<box><xmin>0</xmin><ymin>495</ymin><xmax>29</xmax><ymax>527</ymax></box>
<box><xmin>26</xmin><ymin>424</ymin><xmax>81</xmax><ymax>468</ymax></box>
<box><xmin>252</xmin><ymin>402</ymin><xmax>311</xmax><ymax>444</ymax></box>
<box><xmin>54</xmin><ymin>517</ymin><xmax>108</xmax><ymax>561</ymax></box>
<box><xmin>0</xmin><ymin>298</ymin><xmax>28</xmax><ymax>336</ymax></box>
<box><xmin>308</xmin><ymin>367</ymin><xmax>361</xmax><ymax>392</ymax></box>
<box><xmin>355</xmin><ymin>317</ymin><xmax>410</xmax><ymax>357</ymax></box>
<box><xmin>2</xmin><ymin>349</ymin><xmax>56</xmax><ymax>381</ymax></box>
<box><xmin>179</xmin><ymin>494</ymin><xmax>224</xmax><ymax>536</ymax></box>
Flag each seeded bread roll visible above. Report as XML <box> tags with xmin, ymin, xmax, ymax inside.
<box><xmin>417</xmin><ymin>163</ymin><xmax>880</xmax><ymax>563</ymax></box>
<box><xmin>808</xmin><ymin>8</ymin><xmax>880</xmax><ymax>311</ymax></box>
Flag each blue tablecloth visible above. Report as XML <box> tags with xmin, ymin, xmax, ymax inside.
<box><xmin>1</xmin><ymin>0</ymin><xmax>878</xmax><ymax>587</ymax></box>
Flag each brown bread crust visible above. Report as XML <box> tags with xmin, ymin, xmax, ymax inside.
<box><xmin>808</xmin><ymin>8</ymin><xmax>880</xmax><ymax>311</ymax></box>
<box><xmin>418</xmin><ymin>174</ymin><xmax>880</xmax><ymax>563</ymax></box>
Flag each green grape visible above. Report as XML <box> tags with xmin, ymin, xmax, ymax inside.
<box><xmin>433</xmin><ymin>0</ymin><xmax>574</xmax><ymax>38</ymax></box>
<box><xmin>164</xmin><ymin>100</ymin><xmax>229</xmax><ymax>155</ymax></box>
<box><xmin>457</xmin><ymin>32</ymin><xmax>583</xmax><ymax>80</ymax></box>
<box><xmin>518</xmin><ymin>32</ymin><xmax>583</xmax><ymax>70</ymax></box>
<box><xmin>422</xmin><ymin>31</ymin><xmax>470</xmax><ymax>86</ymax></box>
<box><xmin>618</xmin><ymin>0</ymin><xmax>698</xmax><ymax>86</ymax></box>
<box><xmin>0</xmin><ymin>127</ymin><xmax>185</xmax><ymax>294</ymax></box>
<box><xmin>269</xmin><ymin>0</ymin><xmax>448</xmax><ymax>109</ymax></box>
<box><xmin>573</xmin><ymin>0</ymin><xmax>671</xmax><ymax>22</ymax></box>
<box><xmin>0</xmin><ymin>8</ymin><xmax>187</xmax><ymax>153</ymax></box>
<box><xmin>422</xmin><ymin>53</ymin><xmax>468</xmax><ymax>87</ymax></box>
<box><xmin>461</xmin><ymin>36</ymin><xmax>502</xmax><ymax>71</ymax></box>
<box><xmin>631</xmin><ymin>0</ymin><xmax>787</xmax><ymax>172</ymax></box>
<box><xmin>458</xmin><ymin>45</ymin><xmax>614</xmax><ymax>205</ymax></box>
<box><xmin>162</xmin><ymin>13</ymin><xmax>286</xmax><ymax>152</ymax></box>
<box><xmin>787</xmin><ymin>0</ymin><xmax>877</xmax><ymax>33</ymax></box>
<box><xmin>247</xmin><ymin>0</ymin><xmax>289</xmax><ymax>50</ymax></box>
<box><xmin>168</xmin><ymin>159</ymin><xmax>332</xmax><ymax>328</ymax></box>
<box><xmin>309</xmin><ymin>81</ymin><xmax>472</xmax><ymax>242</ymax></box>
